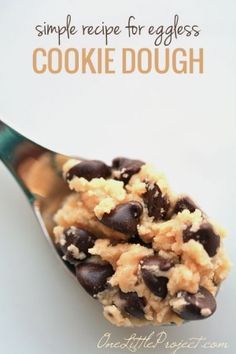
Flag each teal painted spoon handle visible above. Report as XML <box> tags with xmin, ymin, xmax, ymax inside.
<box><xmin>0</xmin><ymin>120</ymin><xmax>48</xmax><ymax>201</ymax></box>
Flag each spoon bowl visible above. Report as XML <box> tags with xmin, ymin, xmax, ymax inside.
<box><xmin>0</xmin><ymin>119</ymin><xmax>222</xmax><ymax>327</ymax></box>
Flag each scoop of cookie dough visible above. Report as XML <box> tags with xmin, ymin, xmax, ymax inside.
<box><xmin>53</xmin><ymin>157</ymin><xmax>231</xmax><ymax>327</ymax></box>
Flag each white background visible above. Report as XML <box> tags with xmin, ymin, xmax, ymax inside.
<box><xmin>0</xmin><ymin>0</ymin><xmax>235</xmax><ymax>353</ymax></box>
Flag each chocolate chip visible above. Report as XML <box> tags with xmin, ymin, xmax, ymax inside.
<box><xmin>61</xmin><ymin>227</ymin><xmax>96</xmax><ymax>264</ymax></box>
<box><xmin>99</xmin><ymin>201</ymin><xmax>143</xmax><ymax>235</ymax></box>
<box><xmin>128</xmin><ymin>234</ymin><xmax>152</xmax><ymax>248</ymax></box>
<box><xmin>112</xmin><ymin>157</ymin><xmax>144</xmax><ymax>184</ymax></box>
<box><xmin>119</xmin><ymin>291</ymin><xmax>146</xmax><ymax>319</ymax></box>
<box><xmin>140</xmin><ymin>255</ymin><xmax>174</xmax><ymax>298</ymax></box>
<box><xmin>171</xmin><ymin>286</ymin><xmax>216</xmax><ymax>320</ymax></box>
<box><xmin>143</xmin><ymin>183</ymin><xmax>170</xmax><ymax>220</ymax></box>
<box><xmin>63</xmin><ymin>227</ymin><xmax>96</xmax><ymax>254</ymax></box>
<box><xmin>183</xmin><ymin>223</ymin><xmax>220</xmax><ymax>257</ymax></box>
<box><xmin>76</xmin><ymin>261</ymin><xmax>114</xmax><ymax>296</ymax></box>
<box><xmin>173</xmin><ymin>197</ymin><xmax>198</xmax><ymax>214</ymax></box>
<box><xmin>56</xmin><ymin>243</ymin><xmax>76</xmax><ymax>273</ymax></box>
<box><xmin>66</xmin><ymin>160</ymin><xmax>111</xmax><ymax>181</ymax></box>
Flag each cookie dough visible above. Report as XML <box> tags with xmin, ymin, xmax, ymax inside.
<box><xmin>53</xmin><ymin>157</ymin><xmax>231</xmax><ymax>327</ymax></box>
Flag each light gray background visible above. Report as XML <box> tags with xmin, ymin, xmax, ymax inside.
<box><xmin>0</xmin><ymin>0</ymin><xmax>235</xmax><ymax>353</ymax></box>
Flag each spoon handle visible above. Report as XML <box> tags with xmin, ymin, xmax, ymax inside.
<box><xmin>0</xmin><ymin>120</ymin><xmax>48</xmax><ymax>201</ymax></box>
